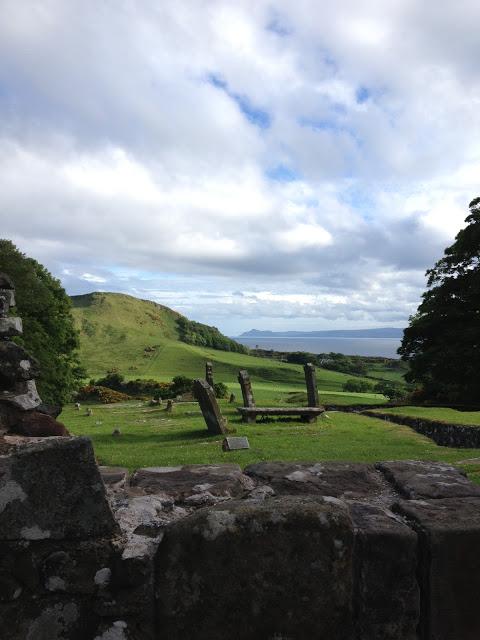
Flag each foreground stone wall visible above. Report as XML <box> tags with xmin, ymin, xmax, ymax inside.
<box><xmin>1</xmin><ymin>436</ymin><xmax>480</xmax><ymax>639</ymax></box>
<box><xmin>363</xmin><ymin>410</ymin><xmax>480</xmax><ymax>448</ymax></box>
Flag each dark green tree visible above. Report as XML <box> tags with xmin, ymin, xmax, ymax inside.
<box><xmin>398</xmin><ymin>197</ymin><xmax>480</xmax><ymax>403</ymax></box>
<box><xmin>0</xmin><ymin>240</ymin><xmax>83</xmax><ymax>405</ymax></box>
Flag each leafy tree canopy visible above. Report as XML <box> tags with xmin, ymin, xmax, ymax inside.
<box><xmin>398</xmin><ymin>198</ymin><xmax>480</xmax><ymax>403</ymax></box>
<box><xmin>0</xmin><ymin>239</ymin><xmax>83</xmax><ymax>405</ymax></box>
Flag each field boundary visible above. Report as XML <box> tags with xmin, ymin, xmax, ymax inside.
<box><xmin>363</xmin><ymin>411</ymin><xmax>480</xmax><ymax>448</ymax></box>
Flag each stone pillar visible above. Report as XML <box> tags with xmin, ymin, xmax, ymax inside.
<box><xmin>0</xmin><ymin>274</ymin><xmax>42</xmax><ymax>429</ymax></box>
<box><xmin>304</xmin><ymin>363</ymin><xmax>320</xmax><ymax>407</ymax></box>
<box><xmin>205</xmin><ymin>362</ymin><xmax>214</xmax><ymax>388</ymax></box>
<box><xmin>237</xmin><ymin>370</ymin><xmax>255</xmax><ymax>408</ymax></box>
<box><xmin>193</xmin><ymin>379</ymin><xmax>228</xmax><ymax>435</ymax></box>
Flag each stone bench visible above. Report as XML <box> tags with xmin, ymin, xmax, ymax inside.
<box><xmin>237</xmin><ymin>406</ymin><xmax>325</xmax><ymax>423</ymax></box>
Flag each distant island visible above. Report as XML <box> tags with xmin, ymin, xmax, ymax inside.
<box><xmin>238</xmin><ymin>328</ymin><xmax>404</xmax><ymax>339</ymax></box>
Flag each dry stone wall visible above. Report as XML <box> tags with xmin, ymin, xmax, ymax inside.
<box><xmin>1</xmin><ymin>437</ymin><xmax>480</xmax><ymax>639</ymax></box>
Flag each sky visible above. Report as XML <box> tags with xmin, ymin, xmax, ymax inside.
<box><xmin>0</xmin><ymin>0</ymin><xmax>479</xmax><ymax>335</ymax></box>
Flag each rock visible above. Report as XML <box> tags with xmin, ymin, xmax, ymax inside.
<box><xmin>156</xmin><ymin>496</ymin><xmax>355</xmax><ymax>640</ymax></box>
<box><xmin>0</xmin><ymin>317</ymin><xmax>22</xmax><ymax>338</ymax></box>
<box><xmin>222</xmin><ymin>436</ymin><xmax>249</xmax><ymax>451</ymax></box>
<box><xmin>349</xmin><ymin>503</ymin><xmax>419</xmax><ymax>639</ymax></box>
<box><xmin>245</xmin><ymin>461</ymin><xmax>391</xmax><ymax>502</ymax></box>
<box><xmin>165</xmin><ymin>400</ymin><xmax>173</xmax><ymax>413</ymax></box>
<box><xmin>36</xmin><ymin>403</ymin><xmax>62</xmax><ymax>419</ymax></box>
<box><xmin>376</xmin><ymin>460</ymin><xmax>480</xmax><ymax>499</ymax></box>
<box><xmin>229</xmin><ymin>393</ymin><xmax>235</xmax><ymax>403</ymax></box>
<box><xmin>10</xmin><ymin>412</ymin><xmax>70</xmax><ymax>437</ymax></box>
<box><xmin>0</xmin><ymin>273</ymin><xmax>14</xmax><ymax>290</ymax></box>
<box><xmin>130</xmin><ymin>464</ymin><xmax>254</xmax><ymax>504</ymax></box>
<box><xmin>112</xmin><ymin>429</ymin><xmax>121</xmax><ymax>437</ymax></box>
<box><xmin>394</xmin><ymin>497</ymin><xmax>480</xmax><ymax>640</ymax></box>
<box><xmin>0</xmin><ymin>436</ymin><xmax>118</xmax><ymax>540</ymax></box>
<box><xmin>193</xmin><ymin>379</ymin><xmax>228</xmax><ymax>434</ymax></box>
<box><xmin>0</xmin><ymin>290</ymin><xmax>15</xmax><ymax>317</ymax></box>
<box><xmin>0</xmin><ymin>379</ymin><xmax>42</xmax><ymax>410</ymax></box>
<box><xmin>0</xmin><ymin>342</ymin><xmax>40</xmax><ymax>383</ymax></box>
<box><xmin>99</xmin><ymin>466</ymin><xmax>129</xmax><ymax>492</ymax></box>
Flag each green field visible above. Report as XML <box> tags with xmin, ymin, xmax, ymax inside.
<box><xmin>61</xmin><ymin>400</ymin><xmax>480</xmax><ymax>484</ymax></box>
<box><xmin>372</xmin><ymin>406</ymin><xmax>480</xmax><ymax>426</ymax></box>
<box><xmin>71</xmin><ymin>292</ymin><xmax>389</xmax><ymax>399</ymax></box>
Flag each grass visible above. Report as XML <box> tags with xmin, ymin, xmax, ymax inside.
<box><xmin>61</xmin><ymin>400</ymin><xmax>480</xmax><ymax>483</ymax></box>
<box><xmin>371</xmin><ymin>406</ymin><xmax>480</xmax><ymax>426</ymax></box>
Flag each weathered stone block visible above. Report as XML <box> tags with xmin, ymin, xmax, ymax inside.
<box><xmin>394</xmin><ymin>497</ymin><xmax>480</xmax><ymax>640</ymax></box>
<box><xmin>237</xmin><ymin>369</ymin><xmax>255</xmax><ymax>407</ymax></box>
<box><xmin>156</xmin><ymin>496</ymin><xmax>355</xmax><ymax>639</ymax></box>
<box><xmin>130</xmin><ymin>464</ymin><xmax>253</xmax><ymax>504</ymax></box>
<box><xmin>350</xmin><ymin>503</ymin><xmax>419</xmax><ymax>640</ymax></box>
<box><xmin>99</xmin><ymin>466</ymin><xmax>129</xmax><ymax>493</ymax></box>
<box><xmin>0</xmin><ymin>317</ymin><xmax>22</xmax><ymax>337</ymax></box>
<box><xmin>0</xmin><ymin>437</ymin><xmax>118</xmax><ymax>540</ymax></box>
<box><xmin>377</xmin><ymin>460</ymin><xmax>480</xmax><ymax>499</ymax></box>
<box><xmin>1</xmin><ymin>379</ymin><xmax>42</xmax><ymax>410</ymax></box>
<box><xmin>245</xmin><ymin>461</ymin><xmax>389</xmax><ymax>501</ymax></box>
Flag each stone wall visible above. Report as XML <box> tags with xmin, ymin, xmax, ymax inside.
<box><xmin>363</xmin><ymin>410</ymin><xmax>480</xmax><ymax>448</ymax></box>
<box><xmin>1</xmin><ymin>436</ymin><xmax>480</xmax><ymax>639</ymax></box>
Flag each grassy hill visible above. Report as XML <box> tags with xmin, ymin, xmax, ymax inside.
<box><xmin>71</xmin><ymin>292</ymin><xmax>387</xmax><ymax>404</ymax></box>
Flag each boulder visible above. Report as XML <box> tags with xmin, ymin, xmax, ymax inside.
<box><xmin>1</xmin><ymin>380</ymin><xmax>42</xmax><ymax>411</ymax></box>
<box><xmin>10</xmin><ymin>412</ymin><xmax>70</xmax><ymax>437</ymax></box>
<box><xmin>0</xmin><ymin>317</ymin><xmax>22</xmax><ymax>338</ymax></box>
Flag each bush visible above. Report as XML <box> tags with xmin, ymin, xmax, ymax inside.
<box><xmin>213</xmin><ymin>382</ymin><xmax>228</xmax><ymax>399</ymax></box>
<box><xmin>342</xmin><ymin>379</ymin><xmax>373</xmax><ymax>393</ymax></box>
<box><xmin>77</xmin><ymin>385</ymin><xmax>131</xmax><ymax>404</ymax></box>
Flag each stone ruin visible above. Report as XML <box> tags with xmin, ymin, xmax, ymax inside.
<box><xmin>1</xmin><ymin>275</ymin><xmax>480</xmax><ymax>638</ymax></box>
<box><xmin>0</xmin><ymin>273</ymin><xmax>68</xmax><ymax>437</ymax></box>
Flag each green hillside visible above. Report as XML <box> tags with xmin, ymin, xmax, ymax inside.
<box><xmin>71</xmin><ymin>292</ymin><xmax>386</xmax><ymax>404</ymax></box>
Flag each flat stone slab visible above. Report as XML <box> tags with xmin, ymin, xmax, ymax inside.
<box><xmin>244</xmin><ymin>462</ymin><xmax>390</xmax><ymax>502</ymax></box>
<box><xmin>237</xmin><ymin>406</ymin><xmax>325</xmax><ymax>415</ymax></box>
<box><xmin>156</xmin><ymin>496</ymin><xmax>355</xmax><ymax>639</ymax></box>
<box><xmin>222</xmin><ymin>436</ymin><xmax>249</xmax><ymax>451</ymax></box>
<box><xmin>130</xmin><ymin>464</ymin><xmax>254</xmax><ymax>504</ymax></box>
<box><xmin>376</xmin><ymin>460</ymin><xmax>480</xmax><ymax>499</ymax></box>
<box><xmin>0</xmin><ymin>436</ymin><xmax>118</xmax><ymax>540</ymax></box>
<box><xmin>394</xmin><ymin>497</ymin><xmax>480</xmax><ymax>640</ymax></box>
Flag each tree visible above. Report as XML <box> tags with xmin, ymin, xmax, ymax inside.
<box><xmin>0</xmin><ymin>240</ymin><xmax>83</xmax><ymax>405</ymax></box>
<box><xmin>398</xmin><ymin>197</ymin><xmax>480</xmax><ymax>403</ymax></box>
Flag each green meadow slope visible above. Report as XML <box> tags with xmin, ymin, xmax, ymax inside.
<box><xmin>71</xmin><ymin>292</ymin><xmax>386</xmax><ymax>404</ymax></box>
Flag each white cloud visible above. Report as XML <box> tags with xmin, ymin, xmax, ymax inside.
<box><xmin>0</xmin><ymin>0</ymin><xmax>479</xmax><ymax>332</ymax></box>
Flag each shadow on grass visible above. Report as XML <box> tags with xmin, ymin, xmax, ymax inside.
<box><xmin>90</xmin><ymin>428</ymin><xmax>219</xmax><ymax>445</ymax></box>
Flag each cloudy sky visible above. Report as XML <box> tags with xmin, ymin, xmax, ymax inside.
<box><xmin>0</xmin><ymin>1</ymin><xmax>479</xmax><ymax>334</ymax></box>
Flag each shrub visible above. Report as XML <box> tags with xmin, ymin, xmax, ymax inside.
<box><xmin>77</xmin><ymin>385</ymin><xmax>131</xmax><ymax>404</ymax></box>
<box><xmin>342</xmin><ymin>379</ymin><xmax>374</xmax><ymax>393</ymax></box>
<box><xmin>213</xmin><ymin>382</ymin><xmax>228</xmax><ymax>399</ymax></box>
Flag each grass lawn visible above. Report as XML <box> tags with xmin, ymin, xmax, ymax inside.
<box><xmin>371</xmin><ymin>406</ymin><xmax>480</xmax><ymax>426</ymax></box>
<box><xmin>61</xmin><ymin>400</ymin><xmax>480</xmax><ymax>484</ymax></box>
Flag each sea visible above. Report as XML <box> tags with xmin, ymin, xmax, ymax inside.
<box><xmin>234</xmin><ymin>336</ymin><xmax>402</xmax><ymax>359</ymax></box>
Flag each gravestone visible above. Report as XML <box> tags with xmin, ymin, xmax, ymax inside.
<box><xmin>238</xmin><ymin>370</ymin><xmax>255</xmax><ymax>408</ymax></box>
<box><xmin>222</xmin><ymin>436</ymin><xmax>250</xmax><ymax>451</ymax></box>
<box><xmin>304</xmin><ymin>363</ymin><xmax>320</xmax><ymax>407</ymax></box>
<box><xmin>193</xmin><ymin>379</ymin><xmax>228</xmax><ymax>435</ymax></box>
<box><xmin>165</xmin><ymin>400</ymin><xmax>174</xmax><ymax>413</ymax></box>
<box><xmin>229</xmin><ymin>393</ymin><xmax>236</xmax><ymax>404</ymax></box>
<box><xmin>205</xmin><ymin>362</ymin><xmax>214</xmax><ymax>388</ymax></box>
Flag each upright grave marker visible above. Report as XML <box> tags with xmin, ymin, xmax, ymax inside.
<box><xmin>238</xmin><ymin>370</ymin><xmax>255</xmax><ymax>408</ymax></box>
<box><xmin>205</xmin><ymin>362</ymin><xmax>214</xmax><ymax>388</ymax></box>
<box><xmin>194</xmin><ymin>379</ymin><xmax>228</xmax><ymax>435</ymax></box>
<box><xmin>303</xmin><ymin>363</ymin><xmax>320</xmax><ymax>423</ymax></box>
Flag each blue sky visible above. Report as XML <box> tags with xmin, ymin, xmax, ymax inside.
<box><xmin>0</xmin><ymin>0</ymin><xmax>479</xmax><ymax>334</ymax></box>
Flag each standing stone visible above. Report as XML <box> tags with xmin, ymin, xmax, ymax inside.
<box><xmin>205</xmin><ymin>362</ymin><xmax>214</xmax><ymax>388</ymax></box>
<box><xmin>304</xmin><ymin>363</ymin><xmax>320</xmax><ymax>407</ymax></box>
<box><xmin>165</xmin><ymin>400</ymin><xmax>174</xmax><ymax>413</ymax></box>
<box><xmin>193</xmin><ymin>379</ymin><xmax>228</xmax><ymax>435</ymax></box>
<box><xmin>237</xmin><ymin>370</ymin><xmax>255</xmax><ymax>408</ymax></box>
<box><xmin>229</xmin><ymin>393</ymin><xmax>236</xmax><ymax>404</ymax></box>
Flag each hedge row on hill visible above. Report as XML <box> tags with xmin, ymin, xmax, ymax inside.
<box><xmin>177</xmin><ymin>317</ymin><xmax>247</xmax><ymax>353</ymax></box>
